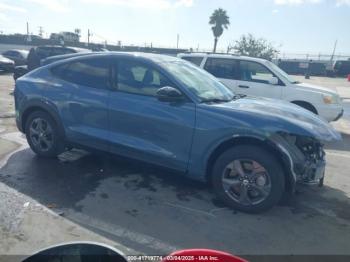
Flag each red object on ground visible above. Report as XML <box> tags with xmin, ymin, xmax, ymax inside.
<box><xmin>347</xmin><ymin>74</ymin><xmax>350</xmax><ymax>82</ymax></box>
<box><xmin>162</xmin><ymin>249</ymin><xmax>249</xmax><ymax>262</ymax></box>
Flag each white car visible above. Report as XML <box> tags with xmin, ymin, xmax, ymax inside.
<box><xmin>177</xmin><ymin>53</ymin><xmax>343</xmax><ymax>122</ymax></box>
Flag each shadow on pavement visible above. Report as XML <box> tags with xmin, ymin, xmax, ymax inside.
<box><xmin>1</xmin><ymin>147</ymin><xmax>350</xmax><ymax>254</ymax></box>
<box><xmin>0</xmin><ymin>147</ymin><xmax>349</xmax><ymax>216</ymax></box>
<box><xmin>0</xmin><ymin>148</ymin><xmax>209</xmax><ymax>211</ymax></box>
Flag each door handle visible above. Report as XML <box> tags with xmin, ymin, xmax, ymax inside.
<box><xmin>238</xmin><ymin>85</ymin><xmax>250</xmax><ymax>88</ymax></box>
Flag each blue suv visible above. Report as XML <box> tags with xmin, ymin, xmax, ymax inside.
<box><xmin>14</xmin><ymin>52</ymin><xmax>340</xmax><ymax>213</ymax></box>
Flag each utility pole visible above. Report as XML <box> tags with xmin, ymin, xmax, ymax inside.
<box><xmin>26</xmin><ymin>22</ymin><xmax>31</xmax><ymax>42</ymax></box>
<box><xmin>38</xmin><ymin>26</ymin><xmax>44</xmax><ymax>37</ymax></box>
<box><xmin>176</xmin><ymin>34</ymin><xmax>179</xmax><ymax>49</ymax></box>
<box><xmin>330</xmin><ymin>39</ymin><xmax>337</xmax><ymax>62</ymax></box>
<box><xmin>87</xmin><ymin>29</ymin><xmax>91</xmax><ymax>46</ymax></box>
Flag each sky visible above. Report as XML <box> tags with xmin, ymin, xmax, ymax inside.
<box><xmin>0</xmin><ymin>0</ymin><xmax>349</xmax><ymax>55</ymax></box>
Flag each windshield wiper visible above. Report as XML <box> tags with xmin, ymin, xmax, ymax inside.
<box><xmin>201</xmin><ymin>98</ymin><xmax>231</xmax><ymax>103</ymax></box>
<box><xmin>232</xmin><ymin>94</ymin><xmax>246</xmax><ymax>99</ymax></box>
<box><xmin>201</xmin><ymin>94</ymin><xmax>246</xmax><ymax>103</ymax></box>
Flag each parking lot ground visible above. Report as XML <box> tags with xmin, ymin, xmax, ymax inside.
<box><xmin>1</xmin><ymin>73</ymin><xmax>350</xmax><ymax>259</ymax></box>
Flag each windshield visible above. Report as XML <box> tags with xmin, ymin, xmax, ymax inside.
<box><xmin>267</xmin><ymin>61</ymin><xmax>299</xmax><ymax>84</ymax></box>
<box><xmin>161</xmin><ymin>60</ymin><xmax>234</xmax><ymax>101</ymax></box>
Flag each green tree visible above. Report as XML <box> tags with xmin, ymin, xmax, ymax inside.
<box><xmin>232</xmin><ymin>34</ymin><xmax>279</xmax><ymax>61</ymax></box>
<box><xmin>209</xmin><ymin>8</ymin><xmax>230</xmax><ymax>53</ymax></box>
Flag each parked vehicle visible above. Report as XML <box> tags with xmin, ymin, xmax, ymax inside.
<box><xmin>178</xmin><ymin>53</ymin><xmax>343</xmax><ymax>122</ymax></box>
<box><xmin>13</xmin><ymin>45</ymin><xmax>90</xmax><ymax>80</ymax></box>
<box><xmin>0</xmin><ymin>55</ymin><xmax>15</xmax><ymax>72</ymax></box>
<box><xmin>333</xmin><ymin>59</ymin><xmax>350</xmax><ymax>77</ymax></box>
<box><xmin>14</xmin><ymin>52</ymin><xmax>341</xmax><ymax>213</ymax></box>
<box><xmin>50</xmin><ymin>32</ymin><xmax>80</xmax><ymax>43</ymax></box>
<box><xmin>2</xmin><ymin>49</ymin><xmax>29</xmax><ymax>66</ymax></box>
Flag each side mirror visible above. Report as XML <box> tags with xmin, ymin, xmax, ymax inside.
<box><xmin>268</xmin><ymin>76</ymin><xmax>279</xmax><ymax>85</ymax></box>
<box><xmin>23</xmin><ymin>242</ymin><xmax>128</xmax><ymax>262</ymax></box>
<box><xmin>156</xmin><ymin>86</ymin><xmax>184</xmax><ymax>102</ymax></box>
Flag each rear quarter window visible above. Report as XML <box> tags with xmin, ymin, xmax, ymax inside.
<box><xmin>51</xmin><ymin>58</ymin><xmax>110</xmax><ymax>89</ymax></box>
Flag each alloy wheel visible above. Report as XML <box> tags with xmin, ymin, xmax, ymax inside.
<box><xmin>29</xmin><ymin>118</ymin><xmax>54</xmax><ymax>152</ymax></box>
<box><xmin>221</xmin><ymin>159</ymin><xmax>271</xmax><ymax>206</ymax></box>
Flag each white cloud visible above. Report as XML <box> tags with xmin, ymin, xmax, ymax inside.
<box><xmin>25</xmin><ymin>0</ymin><xmax>70</xmax><ymax>12</ymax></box>
<box><xmin>274</xmin><ymin>0</ymin><xmax>321</xmax><ymax>5</ymax></box>
<box><xmin>0</xmin><ymin>13</ymin><xmax>9</xmax><ymax>21</ymax></box>
<box><xmin>0</xmin><ymin>3</ymin><xmax>27</xmax><ymax>13</ymax></box>
<box><xmin>81</xmin><ymin>0</ymin><xmax>193</xmax><ymax>9</ymax></box>
<box><xmin>274</xmin><ymin>0</ymin><xmax>350</xmax><ymax>6</ymax></box>
<box><xmin>336</xmin><ymin>0</ymin><xmax>350</xmax><ymax>6</ymax></box>
<box><xmin>272</xmin><ymin>9</ymin><xmax>279</xmax><ymax>13</ymax></box>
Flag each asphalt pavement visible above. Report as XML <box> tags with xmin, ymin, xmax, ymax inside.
<box><xmin>1</xmin><ymin>73</ymin><xmax>350</xmax><ymax>259</ymax></box>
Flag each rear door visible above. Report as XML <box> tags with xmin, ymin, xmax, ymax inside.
<box><xmin>50</xmin><ymin>57</ymin><xmax>110</xmax><ymax>151</ymax></box>
<box><xmin>236</xmin><ymin>60</ymin><xmax>283</xmax><ymax>99</ymax></box>
<box><xmin>203</xmin><ymin>57</ymin><xmax>240</xmax><ymax>92</ymax></box>
<box><xmin>108</xmin><ymin>57</ymin><xmax>196</xmax><ymax>171</ymax></box>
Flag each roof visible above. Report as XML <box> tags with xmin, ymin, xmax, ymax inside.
<box><xmin>36</xmin><ymin>45</ymin><xmax>90</xmax><ymax>53</ymax></box>
<box><xmin>43</xmin><ymin>51</ymin><xmax>183</xmax><ymax>67</ymax></box>
<box><xmin>177</xmin><ymin>52</ymin><xmax>268</xmax><ymax>63</ymax></box>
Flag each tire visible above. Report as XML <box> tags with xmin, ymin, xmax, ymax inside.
<box><xmin>25</xmin><ymin>111</ymin><xmax>65</xmax><ymax>157</ymax></box>
<box><xmin>292</xmin><ymin>101</ymin><xmax>318</xmax><ymax>115</ymax></box>
<box><xmin>211</xmin><ymin>145</ymin><xmax>285</xmax><ymax>213</ymax></box>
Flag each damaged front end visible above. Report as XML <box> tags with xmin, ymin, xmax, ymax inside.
<box><xmin>270</xmin><ymin>133</ymin><xmax>327</xmax><ymax>187</ymax></box>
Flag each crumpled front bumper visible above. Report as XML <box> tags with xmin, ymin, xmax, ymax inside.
<box><xmin>270</xmin><ymin>134</ymin><xmax>326</xmax><ymax>186</ymax></box>
<box><xmin>301</xmin><ymin>154</ymin><xmax>326</xmax><ymax>185</ymax></box>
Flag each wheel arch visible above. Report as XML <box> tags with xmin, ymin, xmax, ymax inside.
<box><xmin>291</xmin><ymin>100</ymin><xmax>318</xmax><ymax>114</ymax></box>
<box><xmin>21</xmin><ymin>100</ymin><xmax>65</xmax><ymax>137</ymax></box>
<box><xmin>205</xmin><ymin>136</ymin><xmax>295</xmax><ymax>193</ymax></box>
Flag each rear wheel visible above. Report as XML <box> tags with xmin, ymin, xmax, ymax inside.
<box><xmin>212</xmin><ymin>145</ymin><xmax>285</xmax><ymax>213</ymax></box>
<box><xmin>25</xmin><ymin>111</ymin><xmax>64</xmax><ymax>157</ymax></box>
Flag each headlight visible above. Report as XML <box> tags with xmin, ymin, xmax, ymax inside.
<box><xmin>323</xmin><ymin>94</ymin><xmax>339</xmax><ymax>104</ymax></box>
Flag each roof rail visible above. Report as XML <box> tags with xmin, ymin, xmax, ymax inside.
<box><xmin>182</xmin><ymin>51</ymin><xmax>240</xmax><ymax>56</ymax></box>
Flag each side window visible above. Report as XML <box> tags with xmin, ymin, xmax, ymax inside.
<box><xmin>36</xmin><ymin>47</ymin><xmax>52</xmax><ymax>59</ymax></box>
<box><xmin>4</xmin><ymin>51</ymin><xmax>14</xmax><ymax>57</ymax></box>
<box><xmin>51</xmin><ymin>58</ymin><xmax>110</xmax><ymax>89</ymax></box>
<box><xmin>204</xmin><ymin>58</ymin><xmax>239</xmax><ymax>80</ymax></box>
<box><xmin>239</xmin><ymin>61</ymin><xmax>274</xmax><ymax>84</ymax></box>
<box><xmin>115</xmin><ymin>60</ymin><xmax>172</xmax><ymax>96</ymax></box>
<box><xmin>181</xmin><ymin>56</ymin><xmax>204</xmax><ymax>66</ymax></box>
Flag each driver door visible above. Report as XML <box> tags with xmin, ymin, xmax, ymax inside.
<box><xmin>108</xmin><ymin>58</ymin><xmax>196</xmax><ymax>171</ymax></box>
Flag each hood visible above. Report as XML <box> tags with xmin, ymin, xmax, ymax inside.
<box><xmin>0</xmin><ymin>55</ymin><xmax>14</xmax><ymax>64</ymax></box>
<box><xmin>295</xmin><ymin>82</ymin><xmax>338</xmax><ymax>96</ymax></box>
<box><xmin>213</xmin><ymin>96</ymin><xmax>341</xmax><ymax>142</ymax></box>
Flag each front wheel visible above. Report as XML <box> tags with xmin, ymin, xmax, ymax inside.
<box><xmin>211</xmin><ymin>145</ymin><xmax>285</xmax><ymax>213</ymax></box>
<box><xmin>25</xmin><ymin>111</ymin><xmax>64</xmax><ymax>157</ymax></box>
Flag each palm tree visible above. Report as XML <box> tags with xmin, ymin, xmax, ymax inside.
<box><xmin>209</xmin><ymin>8</ymin><xmax>230</xmax><ymax>53</ymax></box>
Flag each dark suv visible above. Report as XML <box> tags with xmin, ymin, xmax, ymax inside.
<box><xmin>13</xmin><ymin>45</ymin><xmax>90</xmax><ymax>80</ymax></box>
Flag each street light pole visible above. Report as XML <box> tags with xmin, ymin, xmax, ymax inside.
<box><xmin>177</xmin><ymin>34</ymin><xmax>179</xmax><ymax>49</ymax></box>
<box><xmin>88</xmin><ymin>29</ymin><xmax>91</xmax><ymax>46</ymax></box>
